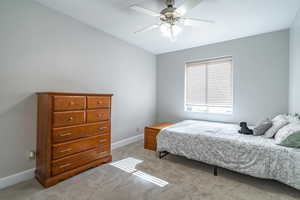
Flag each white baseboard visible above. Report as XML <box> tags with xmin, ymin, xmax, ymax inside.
<box><xmin>0</xmin><ymin>134</ymin><xmax>143</xmax><ymax>190</ymax></box>
<box><xmin>111</xmin><ymin>134</ymin><xmax>143</xmax><ymax>150</ymax></box>
<box><xmin>0</xmin><ymin>168</ymin><xmax>35</xmax><ymax>190</ymax></box>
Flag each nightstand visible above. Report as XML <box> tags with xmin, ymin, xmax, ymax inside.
<box><xmin>144</xmin><ymin>122</ymin><xmax>173</xmax><ymax>151</ymax></box>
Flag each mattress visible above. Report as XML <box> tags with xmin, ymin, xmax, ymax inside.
<box><xmin>157</xmin><ymin>120</ymin><xmax>300</xmax><ymax>190</ymax></box>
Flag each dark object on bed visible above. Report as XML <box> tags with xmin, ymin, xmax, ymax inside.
<box><xmin>239</xmin><ymin>122</ymin><xmax>253</xmax><ymax>135</ymax></box>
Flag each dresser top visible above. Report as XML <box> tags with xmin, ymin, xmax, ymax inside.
<box><xmin>36</xmin><ymin>92</ymin><xmax>113</xmax><ymax>96</ymax></box>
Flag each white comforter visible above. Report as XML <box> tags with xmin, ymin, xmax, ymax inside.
<box><xmin>157</xmin><ymin>120</ymin><xmax>300</xmax><ymax>190</ymax></box>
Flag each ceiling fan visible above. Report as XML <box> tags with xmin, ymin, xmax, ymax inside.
<box><xmin>130</xmin><ymin>0</ymin><xmax>214</xmax><ymax>41</ymax></box>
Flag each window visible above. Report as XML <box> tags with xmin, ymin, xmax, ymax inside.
<box><xmin>185</xmin><ymin>57</ymin><xmax>233</xmax><ymax>114</ymax></box>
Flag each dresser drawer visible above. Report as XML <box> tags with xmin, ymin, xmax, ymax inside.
<box><xmin>52</xmin><ymin>122</ymin><xmax>109</xmax><ymax>143</ymax></box>
<box><xmin>53</xmin><ymin>96</ymin><xmax>86</xmax><ymax>111</ymax></box>
<box><xmin>99</xmin><ymin>133</ymin><xmax>110</xmax><ymax>156</ymax></box>
<box><xmin>53</xmin><ymin>111</ymin><xmax>85</xmax><ymax>128</ymax></box>
<box><xmin>99</xmin><ymin>144</ymin><xmax>110</xmax><ymax>157</ymax></box>
<box><xmin>51</xmin><ymin>148</ymin><xmax>102</xmax><ymax>176</ymax></box>
<box><xmin>52</xmin><ymin>135</ymin><xmax>100</xmax><ymax>160</ymax></box>
<box><xmin>86</xmin><ymin>109</ymin><xmax>110</xmax><ymax>123</ymax></box>
<box><xmin>86</xmin><ymin>121</ymin><xmax>110</xmax><ymax>135</ymax></box>
<box><xmin>99</xmin><ymin>133</ymin><xmax>110</xmax><ymax>145</ymax></box>
<box><xmin>87</xmin><ymin>96</ymin><xmax>110</xmax><ymax>109</ymax></box>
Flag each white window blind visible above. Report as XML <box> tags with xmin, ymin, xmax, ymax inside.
<box><xmin>185</xmin><ymin>57</ymin><xmax>233</xmax><ymax>114</ymax></box>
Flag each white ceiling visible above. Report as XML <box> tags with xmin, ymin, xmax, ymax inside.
<box><xmin>34</xmin><ymin>0</ymin><xmax>300</xmax><ymax>54</ymax></box>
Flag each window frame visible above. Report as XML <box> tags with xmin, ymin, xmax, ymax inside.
<box><xmin>184</xmin><ymin>56</ymin><xmax>234</xmax><ymax>115</ymax></box>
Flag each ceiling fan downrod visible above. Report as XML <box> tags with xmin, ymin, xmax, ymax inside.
<box><xmin>165</xmin><ymin>0</ymin><xmax>175</xmax><ymax>8</ymax></box>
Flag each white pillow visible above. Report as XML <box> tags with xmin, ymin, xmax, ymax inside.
<box><xmin>287</xmin><ymin>114</ymin><xmax>300</xmax><ymax>124</ymax></box>
<box><xmin>264</xmin><ymin>115</ymin><xmax>289</xmax><ymax>138</ymax></box>
<box><xmin>273</xmin><ymin>114</ymin><xmax>288</xmax><ymax>121</ymax></box>
<box><xmin>275</xmin><ymin>123</ymin><xmax>300</xmax><ymax>144</ymax></box>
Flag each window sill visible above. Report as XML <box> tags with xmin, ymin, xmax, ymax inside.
<box><xmin>184</xmin><ymin>109</ymin><xmax>233</xmax><ymax>116</ymax></box>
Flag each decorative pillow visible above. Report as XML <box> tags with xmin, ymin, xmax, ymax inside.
<box><xmin>264</xmin><ymin>115</ymin><xmax>289</xmax><ymax>138</ymax></box>
<box><xmin>275</xmin><ymin>123</ymin><xmax>300</xmax><ymax>147</ymax></box>
<box><xmin>273</xmin><ymin>114</ymin><xmax>288</xmax><ymax>122</ymax></box>
<box><xmin>253</xmin><ymin>119</ymin><xmax>272</xmax><ymax>136</ymax></box>
<box><xmin>287</xmin><ymin>114</ymin><xmax>300</xmax><ymax>124</ymax></box>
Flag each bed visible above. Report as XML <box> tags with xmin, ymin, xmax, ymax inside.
<box><xmin>156</xmin><ymin>120</ymin><xmax>300</xmax><ymax>190</ymax></box>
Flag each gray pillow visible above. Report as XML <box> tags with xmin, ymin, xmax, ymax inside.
<box><xmin>264</xmin><ymin>115</ymin><xmax>289</xmax><ymax>138</ymax></box>
<box><xmin>253</xmin><ymin>119</ymin><xmax>272</xmax><ymax>136</ymax></box>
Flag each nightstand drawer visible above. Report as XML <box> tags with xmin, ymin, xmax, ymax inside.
<box><xmin>144</xmin><ymin>134</ymin><xmax>157</xmax><ymax>151</ymax></box>
<box><xmin>144</xmin><ymin>122</ymin><xmax>173</xmax><ymax>151</ymax></box>
<box><xmin>145</xmin><ymin>128</ymin><xmax>160</xmax><ymax>136</ymax></box>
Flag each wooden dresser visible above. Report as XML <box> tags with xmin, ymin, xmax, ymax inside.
<box><xmin>144</xmin><ymin>122</ymin><xmax>173</xmax><ymax>151</ymax></box>
<box><xmin>35</xmin><ymin>92</ymin><xmax>113</xmax><ymax>187</ymax></box>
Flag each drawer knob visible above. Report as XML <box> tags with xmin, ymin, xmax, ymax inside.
<box><xmin>59</xmin><ymin>163</ymin><xmax>72</xmax><ymax>168</ymax></box>
<box><xmin>69</xmin><ymin>101</ymin><xmax>75</xmax><ymax>106</ymax></box>
<box><xmin>60</xmin><ymin>148</ymin><xmax>72</xmax><ymax>153</ymax></box>
<box><xmin>60</xmin><ymin>132</ymin><xmax>72</xmax><ymax>137</ymax></box>
<box><xmin>68</xmin><ymin>117</ymin><xmax>73</xmax><ymax>121</ymax></box>
<box><xmin>99</xmin><ymin>127</ymin><xmax>106</xmax><ymax>130</ymax></box>
<box><xmin>97</xmin><ymin>101</ymin><xmax>102</xmax><ymax>104</ymax></box>
<box><xmin>98</xmin><ymin>114</ymin><xmax>103</xmax><ymax>118</ymax></box>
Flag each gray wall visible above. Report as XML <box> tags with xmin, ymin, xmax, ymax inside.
<box><xmin>0</xmin><ymin>0</ymin><xmax>156</xmax><ymax>178</ymax></box>
<box><xmin>289</xmin><ymin>11</ymin><xmax>300</xmax><ymax>114</ymax></box>
<box><xmin>157</xmin><ymin>30</ymin><xmax>289</xmax><ymax>125</ymax></box>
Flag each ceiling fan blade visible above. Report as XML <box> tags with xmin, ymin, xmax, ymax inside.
<box><xmin>130</xmin><ymin>5</ymin><xmax>161</xmax><ymax>17</ymax></box>
<box><xmin>134</xmin><ymin>24</ymin><xmax>159</xmax><ymax>34</ymax></box>
<box><xmin>176</xmin><ymin>0</ymin><xmax>203</xmax><ymax>16</ymax></box>
<box><xmin>181</xmin><ymin>18</ymin><xmax>214</xmax><ymax>26</ymax></box>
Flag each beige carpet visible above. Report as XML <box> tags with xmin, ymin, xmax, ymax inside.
<box><xmin>1</xmin><ymin>141</ymin><xmax>300</xmax><ymax>200</ymax></box>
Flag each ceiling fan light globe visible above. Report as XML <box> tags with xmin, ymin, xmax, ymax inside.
<box><xmin>172</xmin><ymin>24</ymin><xmax>182</xmax><ymax>36</ymax></box>
<box><xmin>160</xmin><ymin>25</ymin><xmax>171</xmax><ymax>37</ymax></box>
<box><xmin>160</xmin><ymin>23</ymin><xmax>182</xmax><ymax>39</ymax></box>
